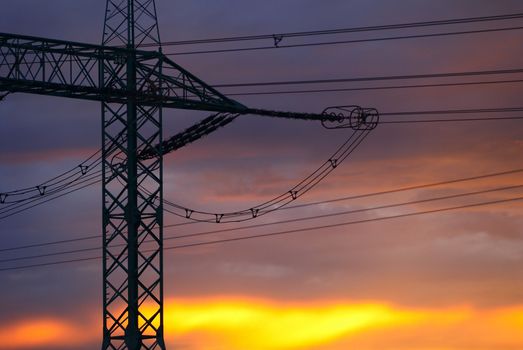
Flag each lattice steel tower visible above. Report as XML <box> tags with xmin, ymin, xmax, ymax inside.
<box><xmin>101</xmin><ymin>1</ymin><xmax>165</xmax><ymax>349</ymax></box>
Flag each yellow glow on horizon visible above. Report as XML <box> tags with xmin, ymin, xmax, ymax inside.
<box><xmin>151</xmin><ymin>298</ymin><xmax>465</xmax><ymax>350</ymax></box>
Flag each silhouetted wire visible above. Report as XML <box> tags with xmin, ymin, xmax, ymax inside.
<box><xmin>1</xmin><ymin>163</ymin><xmax>104</xmax><ymax>205</ymax></box>
<box><xmin>2</xmin><ymin>183</ymin><xmax>521</xmax><ymax>264</ymax></box>
<box><xmin>4</xmin><ymin>21</ymin><xmax>523</xmax><ymax>70</ymax></box>
<box><xmin>1</xmin><ymin>167</ymin><xmax>521</xmax><ymax>253</ymax></box>
<box><xmin>1</xmin><ymin>195</ymin><xmax>521</xmax><ymax>272</ymax></box>
<box><xmin>212</xmin><ymin>68</ymin><xmax>523</xmax><ymax>88</ymax></box>
<box><xmin>275</xmin><ymin>168</ymin><xmax>523</xmax><ymax>211</ymax></box>
<box><xmin>380</xmin><ymin>116</ymin><xmax>523</xmax><ymax>123</ymax></box>
<box><xmin>225</xmin><ymin>78</ymin><xmax>523</xmax><ymax>96</ymax></box>
<box><xmin>0</xmin><ymin>109</ymin><xmax>520</xmax><ymax>219</ymax></box>
<box><xmin>0</xmin><ymin>234</ymin><xmax>100</xmax><ymax>252</ymax></box>
<box><xmin>380</xmin><ymin>107</ymin><xmax>523</xmax><ymax>116</ymax></box>
<box><xmin>1</xmin><ymin>107</ymin><xmax>521</xmax><ymax>217</ymax></box>
<box><xmin>154</xmin><ymin>129</ymin><xmax>371</xmax><ymax>223</ymax></box>
<box><xmin>142</xmin><ymin>12</ymin><xmax>523</xmax><ymax>47</ymax></box>
<box><xmin>155</xmin><ymin>106</ymin><xmax>523</xmax><ymax>222</ymax></box>
<box><xmin>1</xmin><ymin>107</ymin><xmax>521</xmax><ymax>221</ymax></box>
<box><xmin>0</xmin><ymin>148</ymin><xmax>103</xmax><ymax>201</ymax></box>
<box><xmin>6</xmin><ymin>106</ymin><xmax>520</xmax><ymax>206</ymax></box>
<box><xmin>0</xmin><ymin>127</ymin><xmax>128</xmax><ymax>204</ymax></box>
<box><xmin>166</xmin><ymin>26</ymin><xmax>523</xmax><ymax>56</ymax></box>
<box><xmin>164</xmin><ymin>196</ymin><xmax>523</xmax><ymax>250</ymax></box>
<box><xmin>0</xmin><ymin>177</ymin><xmax>103</xmax><ymax>220</ymax></box>
<box><xmin>167</xmin><ymin>184</ymin><xmax>523</xmax><ymax>241</ymax></box>
<box><xmin>0</xmin><ymin>169</ymin><xmax>104</xmax><ymax>215</ymax></box>
<box><xmin>0</xmin><ymin>127</ymin><xmax>370</xmax><ymax>224</ymax></box>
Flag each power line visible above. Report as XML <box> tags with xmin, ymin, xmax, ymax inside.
<box><xmin>166</xmin><ymin>26</ymin><xmax>523</xmax><ymax>56</ymax></box>
<box><xmin>164</xmin><ymin>185</ymin><xmax>523</xmax><ymax>241</ymax></box>
<box><xmin>271</xmin><ymin>168</ymin><xmax>523</xmax><ymax>211</ymax></box>
<box><xmin>165</xmin><ymin>197</ymin><xmax>523</xmax><ymax>250</ymax></box>
<box><xmin>0</xmin><ymin>149</ymin><xmax>102</xmax><ymax>201</ymax></box>
<box><xmin>212</xmin><ymin>68</ymin><xmax>523</xmax><ymax>89</ymax></box>
<box><xmin>1</xmin><ymin>108</ymin><xmax>521</xmax><ymax>220</ymax></box>
<box><xmin>1</xmin><ymin>195</ymin><xmax>521</xmax><ymax>272</ymax></box>
<box><xmin>1</xmin><ymin>107</ymin><xmax>522</xmax><ymax>222</ymax></box>
<box><xmin>380</xmin><ymin>116</ymin><xmax>523</xmax><ymax>123</ymax></box>
<box><xmin>225</xmin><ymin>78</ymin><xmax>523</xmax><ymax>96</ymax></box>
<box><xmin>380</xmin><ymin>107</ymin><xmax>523</xmax><ymax>116</ymax></box>
<box><xmin>2</xmin><ymin>168</ymin><xmax>522</xmax><ymax>253</ymax></box>
<box><xmin>0</xmin><ymin>128</ymin><xmax>370</xmax><ymax>223</ymax></box>
<box><xmin>0</xmin><ymin>177</ymin><xmax>102</xmax><ymax>220</ymax></box>
<box><xmin>2</xmin><ymin>182</ymin><xmax>520</xmax><ymax>264</ymax></box>
<box><xmin>157</xmin><ymin>129</ymin><xmax>372</xmax><ymax>224</ymax></box>
<box><xmin>6</xmin><ymin>20</ymin><xmax>523</xmax><ymax>69</ymax></box>
<box><xmin>4</xmin><ymin>105</ymin><xmax>522</xmax><ymax>209</ymax></box>
<box><xmin>145</xmin><ymin>12</ymin><xmax>523</xmax><ymax>47</ymax></box>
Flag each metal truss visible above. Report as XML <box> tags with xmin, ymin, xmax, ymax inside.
<box><xmin>0</xmin><ymin>32</ymin><xmax>243</xmax><ymax>111</ymax></box>
<box><xmin>104</xmin><ymin>0</ymin><xmax>162</xmax><ymax>48</ymax></box>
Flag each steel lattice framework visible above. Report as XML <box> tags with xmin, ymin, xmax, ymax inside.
<box><xmin>0</xmin><ymin>1</ymin><xmax>377</xmax><ymax>349</ymax></box>
<box><xmin>101</xmin><ymin>1</ymin><xmax>166</xmax><ymax>348</ymax></box>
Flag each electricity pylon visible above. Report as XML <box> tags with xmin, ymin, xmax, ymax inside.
<box><xmin>0</xmin><ymin>1</ymin><xmax>377</xmax><ymax>348</ymax></box>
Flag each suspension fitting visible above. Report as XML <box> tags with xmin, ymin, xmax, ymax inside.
<box><xmin>321</xmin><ymin>105</ymin><xmax>379</xmax><ymax>130</ymax></box>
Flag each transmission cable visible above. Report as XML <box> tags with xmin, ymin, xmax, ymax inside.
<box><xmin>1</xmin><ymin>195</ymin><xmax>521</xmax><ymax>272</ymax></box>
<box><xmin>225</xmin><ymin>78</ymin><xmax>523</xmax><ymax>96</ymax></box>
<box><xmin>1</xmin><ymin>183</ymin><xmax>521</xmax><ymax>264</ymax></box>
<box><xmin>1</xmin><ymin>167</ymin><xmax>521</xmax><ymax>253</ymax></box>
<box><xmin>0</xmin><ymin>148</ymin><xmax>103</xmax><ymax>204</ymax></box>
<box><xmin>148</xmin><ymin>128</ymin><xmax>373</xmax><ymax>224</ymax></box>
<box><xmin>166</xmin><ymin>26</ymin><xmax>523</xmax><ymax>56</ymax></box>
<box><xmin>142</xmin><ymin>12</ymin><xmax>523</xmax><ymax>47</ymax></box>
<box><xmin>212</xmin><ymin>68</ymin><xmax>523</xmax><ymax>89</ymax></box>
<box><xmin>2</xmin><ymin>107</ymin><xmax>522</xmax><ymax>220</ymax></box>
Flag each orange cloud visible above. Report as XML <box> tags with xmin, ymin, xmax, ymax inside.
<box><xmin>0</xmin><ymin>318</ymin><xmax>95</xmax><ymax>349</ymax></box>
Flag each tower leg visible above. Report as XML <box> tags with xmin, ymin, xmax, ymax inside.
<box><xmin>101</xmin><ymin>57</ymin><xmax>165</xmax><ymax>348</ymax></box>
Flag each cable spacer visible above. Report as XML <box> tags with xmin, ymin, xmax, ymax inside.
<box><xmin>36</xmin><ymin>185</ymin><xmax>47</xmax><ymax>196</ymax></box>
<box><xmin>215</xmin><ymin>214</ymin><xmax>224</xmax><ymax>223</ymax></box>
<box><xmin>250</xmin><ymin>208</ymin><xmax>260</xmax><ymax>218</ymax></box>
<box><xmin>329</xmin><ymin>159</ymin><xmax>338</xmax><ymax>168</ymax></box>
<box><xmin>185</xmin><ymin>209</ymin><xmax>193</xmax><ymax>219</ymax></box>
<box><xmin>289</xmin><ymin>190</ymin><xmax>298</xmax><ymax>200</ymax></box>
<box><xmin>0</xmin><ymin>193</ymin><xmax>7</xmax><ymax>204</ymax></box>
<box><xmin>79</xmin><ymin>165</ymin><xmax>89</xmax><ymax>175</ymax></box>
<box><xmin>272</xmin><ymin>34</ymin><xmax>284</xmax><ymax>47</ymax></box>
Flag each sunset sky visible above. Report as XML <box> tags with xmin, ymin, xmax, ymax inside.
<box><xmin>1</xmin><ymin>1</ymin><xmax>523</xmax><ymax>349</ymax></box>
